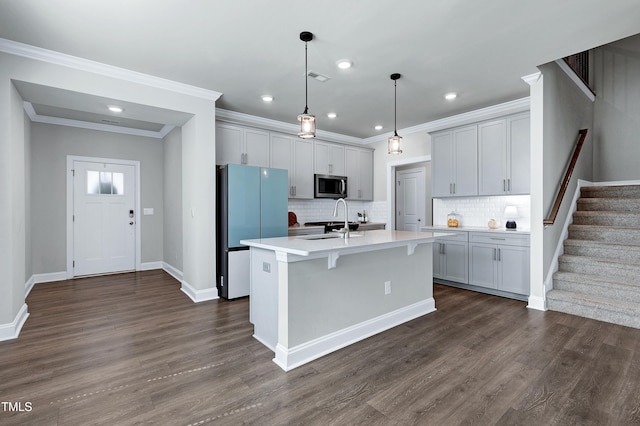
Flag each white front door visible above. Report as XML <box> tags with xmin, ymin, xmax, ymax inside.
<box><xmin>396</xmin><ymin>168</ymin><xmax>426</xmax><ymax>231</ymax></box>
<box><xmin>73</xmin><ymin>161</ymin><xmax>136</xmax><ymax>276</ymax></box>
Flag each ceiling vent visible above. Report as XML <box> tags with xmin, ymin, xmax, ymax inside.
<box><xmin>307</xmin><ymin>70</ymin><xmax>330</xmax><ymax>83</ymax></box>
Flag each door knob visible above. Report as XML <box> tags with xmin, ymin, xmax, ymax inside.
<box><xmin>129</xmin><ymin>221</ymin><xmax>135</xmax><ymax>225</ymax></box>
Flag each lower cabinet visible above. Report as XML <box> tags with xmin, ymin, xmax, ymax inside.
<box><xmin>469</xmin><ymin>232</ymin><xmax>530</xmax><ymax>295</ymax></box>
<box><xmin>433</xmin><ymin>232</ymin><xmax>469</xmax><ymax>283</ymax></box>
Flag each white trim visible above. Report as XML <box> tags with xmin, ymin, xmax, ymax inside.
<box><xmin>33</xmin><ymin>271</ymin><xmax>67</xmax><ymax>284</ymax></box>
<box><xmin>140</xmin><ymin>261</ymin><xmax>163</xmax><ymax>271</ymax></box>
<box><xmin>0</xmin><ymin>304</ymin><xmax>29</xmax><ymax>342</ymax></box>
<box><xmin>527</xmin><ymin>296</ymin><xmax>546</xmax><ymax>311</ymax></box>
<box><xmin>386</xmin><ymin>156</ymin><xmax>431</xmax><ymax>231</ymax></box>
<box><xmin>522</xmin><ymin>72</ymin><xmax>542</xmax><ymax>86</ymax></box>
<box><xmin>215</xmin><ymin>108</ymin><xmax>363</xmax><ymax>146</ymax></box>
<box><xmin>24</xmin><ymin>101</ymin><xmax>175</xmax><ymax>139</ymax></box>
<box><xmin>66</xmin><ymin>155</ymin><xmax>141</xmax><ymax>278</ymax></box>
<box><xmin>363</xmin><ymin>97</ymin><xmax>531</xmax><ymax>145</ymax></box>
<box><xmin>162</xmin><ymin>262</ymin><xmax>184</xmax><ymax>282</ymax></box>
<box><xmin>273</xmin><ymin>298</ymin><xmax>436</xmax><ymax>371</ymax></box>
<box><xmin>0</xmin><ymin>38</ymin><xmax>221</xmax><ymax>101</ymax></box>
<box><xmin>25</xmin><ymin>276</ymin><xmax>35</xmax><ymax>297</ymax></box>
<box><xmin>592</xmin><ymin>179</ymin><xmax>640</xmax><ymax>187</ymax></box>
<box><xmin>180</xmin><ymin>280</ymin><xmax>219</xmax><ymax>303</ymax></box>
<box><xmin>555</xmin><ymin>60</ymin><xmax>596</xmax><ymax>102</ymax></box>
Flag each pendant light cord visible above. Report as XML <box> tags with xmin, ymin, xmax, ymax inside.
<box><xmin>394</xmin><ymin>79</ymin><xmax>398</xmax><ymax>137</ymax></box>
<box><xmin>304</xmin><ymin>42</ymin><xmax>309</xmax><ymax>115</ymax></box>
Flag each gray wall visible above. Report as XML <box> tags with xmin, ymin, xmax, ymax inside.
<box><xmin>593</xmin><ymin>34</ymin><xmax>640</xmax><ymax>181</ymax></box>
<box><xmin>540</xmin><ymin>61</ymin><xmax>594</xmax><ymax>276</ymax></box>
<box><xmin>25</xmin><ymin>111</ymin><xmax>32</xmax><ymax>283</ymax></box>
<box><xmin>30</xmin><ymin>123</ymin><xmax>164</xmax><ymax>274</ymax></box>
<box><xmin>163</xmin><ymin>126</ymin><xmax>183</xmax><ymax>272</ymax></box>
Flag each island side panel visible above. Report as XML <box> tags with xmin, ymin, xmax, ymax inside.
<box><xmin>249</xmin><ymin>247</ymin><xmax>279</xmax><ymax>350</ymax></box>
<box><xmin>287</xmin><ymin>243</ymin><xmax>433</xmax><ymax>348</ymax></box>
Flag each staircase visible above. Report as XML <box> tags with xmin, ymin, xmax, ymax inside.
<box><xmin>547</xmin><ymin>184</ymin><xmax>640</xmax><ymax>328</ymax></box>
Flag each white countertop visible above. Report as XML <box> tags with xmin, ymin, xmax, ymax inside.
<box><xmin>421</xmin><ymin>225</ymin><xmax>530</xmax><ymax>235</ymax></box>
<box><xmin>241</xmin><ymin>229</ymin><xmax>450</xmax><ymax>268</ymax></box>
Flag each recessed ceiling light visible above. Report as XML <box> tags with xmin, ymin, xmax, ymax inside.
<box><xmin>336</xmin><ymin>59</ymin><xmax>353</xmax><ymax>69</ymax></box>
<box><xmin>327</xmin><ymin>112</ymin><xmax>337</xmax><ymax>119</ymax></box>
<box><xmin>261</xmin><ymin>95</ymin><xmax>274</xmax><ymax>102</ymax></box>
<box><xmin>108</xmin><ymin>105</ymin><xmax>124</xmax><ymax>113</ymax></box>
<box><xmin>374</xmin><ymin>125</ymin><xmax>383</xmax><ymax>131</ymax></box>
<box><xmin>444</xmin><ymin>92</ymin><xmax>457</xmax><ymax>100</ymax></box>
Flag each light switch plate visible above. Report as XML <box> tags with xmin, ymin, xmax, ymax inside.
<box><xmin>143</xmin><ymin>208</ymin><xmax>154</xmax><ymax>215</ymax></box>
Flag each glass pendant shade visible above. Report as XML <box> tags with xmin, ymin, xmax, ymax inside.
<box><xmin>388</xmin><ymin>133</ymin><xmax>403</xmax><ymax>154</ymax></box>
<box><xmin>298</xmin><ymin>113</ymin><xmax>316</xmax><ymax>138</ymax></box>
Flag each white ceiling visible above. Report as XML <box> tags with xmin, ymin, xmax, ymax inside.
<box><xmin>1</xmin><ymin>0</ymin><xmax>640</xmax><ymax>140</ymax></box>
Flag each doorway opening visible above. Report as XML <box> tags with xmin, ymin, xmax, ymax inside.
<box><xmin>386</xmin><ymin>155</ymin><xmax>431</xmax><ymax>231</ymax></box>
<box><xmin>66</xmin><ymin>155</ymin><xmax>141</xmax><ymax>278</ymax></box>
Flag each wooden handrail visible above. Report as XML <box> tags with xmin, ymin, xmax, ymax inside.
<box><xmin>543</xmin><ymin>129</ymin><xmax>588</xmax><ymax>226</ymax></box>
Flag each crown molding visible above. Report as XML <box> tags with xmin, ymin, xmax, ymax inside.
<box><xmin>215</xmin><ymin>108</ymin><xmax>364</xmax><ymax>145</ymax></box>
<box><xmin>0</xmin><ymin>38</ymin><xmax>222</xmax><ymax>102</ymax></box>
<box><xmin>361</xmin><ymin>97</ymin><xmax>531</xmax><ymax>145</ymax></box>
<box><xmin>24</xmin><ymin>102</ymin><xmax>173</xmax><ymax>139</ymax></box>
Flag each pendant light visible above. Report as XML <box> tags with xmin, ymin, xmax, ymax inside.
<box><xmin>298</xmin><ymin>31</ymin><xmax>316</xmax><ymax>138</ymax></box>
<box><xmin>388</xmin><ymin>73</ymin><xmax>403</xmax><ymax>154</ymax></box>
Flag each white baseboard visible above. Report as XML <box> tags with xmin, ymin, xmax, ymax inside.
<box><xmin>25</xmin><ymin>271</ymin><xmax>68</xmax><ymax>296</ymax></box>
<box><xmin>25</xmin><ymin>276</ymin><xmax>35</xmax><ymax>297</ymax></box>
<box><xmin>140</xmin><ymin>261</ymin><xmax>163</xmax><ymax>271</ymax></box>
<box><xmin>162</xmin><ymin>262</ymin><xmax>183</xmax><ymax>282</ymax></box>
<box><xmin>0</xmin><ymin>304</ymin><xmax>29</xmax><ymax>342</ymax></box>
<box><xmin>527</xmin><ymin>295</ymin><xmax>546</xmax><ymax>311</ymax></box>
<box><xmin>180</xmin><ymin>280</ymin><xmax>219</xmax><ymax>303</ymax></box>
<box><xmin>273</xmin><ymin>298</ymin><xmax>436</xmax><ymax>371</ymax></box>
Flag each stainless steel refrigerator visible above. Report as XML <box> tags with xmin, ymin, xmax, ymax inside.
<box><xmin>216</xmin><ymin>164</ymin><xmax>288</xmax><ymax>299</ymax></box>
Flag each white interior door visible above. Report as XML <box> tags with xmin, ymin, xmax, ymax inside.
<box><xmin>396</xmin><ymin>168</ymin><xmax>426</xmax><ymax>231</ymax></box>
<box><xmin>73</xmin><ymin>161</ymin><xmax>136</xmax><ymax>276</ymax></box>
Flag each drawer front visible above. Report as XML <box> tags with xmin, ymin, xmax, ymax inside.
<box><xmin>469</xmin><ymin>232</ymin><xmax>529</xmax><ymax>247</ymax></box>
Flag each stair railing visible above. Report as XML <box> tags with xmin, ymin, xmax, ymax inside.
<box><xmin>543</xmin><ymin>129</ymin><xmax>589</xmax><ymax>226</ymax></box>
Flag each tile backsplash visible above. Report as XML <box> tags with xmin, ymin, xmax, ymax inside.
<box><xmin>288</xmin><ymin>200</ymin><xmax>388</xmax><ymax>226</ymax></box>
<box><xmin>433</xmin><ymin>195</ymin><xmax>531</xmax><ymax>230</ymax></box>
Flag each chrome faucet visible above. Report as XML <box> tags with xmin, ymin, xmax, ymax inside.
<box><xmin>333</xmin><ymin>198</ymin><xmax>350</xmax><ymax>239</ymax></box>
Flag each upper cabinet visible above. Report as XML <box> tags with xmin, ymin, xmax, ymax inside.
<box><xmin>216</xmin><ymin>123</ymin><xmax>270</xmax><ymax>167</ymax></box>
<box><xmin>314</xmin><ymin>141</ymin><xmax>345</xmax><ymax>176</ymax></box>
<box><xmin>432</xmin><ymin>112</ymin><xmax>530</xmax><ymax>198</ymax></box>
<box><xmin>432</xmin><ymin>125</ymin><xmax>478</xmax><ymax>197</ymax></box>
<box><xmin>345</xmin><ymin>146</ymin><xmax>374</xmax><ymax>201</ymax></box>
<box><xmin>270</xmin><ymin>133</ymin><xmax>314</xmax><ymax>199</ymax></box>
<box><xmin>478</xmin><ymin>112</ymin><xmax>530</xmax><ymax>195</ymax></box>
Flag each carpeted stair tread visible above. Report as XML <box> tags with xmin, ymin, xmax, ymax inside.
<box><xmin>568</xmin><ymin>224</ymin><xmax>640</xmax><ymax>245</ymax></box>
<box><xmin>577</xmin><ymin>198</ymin><xmax>640</xmax><ymax>212</ymax></box>
<box><xmin>581</xmin><ymin>185</ymin><xmax>640</xmax><ymax>198</ymax></box>
<box><xmin>563</xmin><ymin>239</ymin><xmax>640</xmax><ymax>263</ymax></box>
<box><xmin>553</xmin><ymin>271</ymin><xmax>640</xmax><ymax>303</ymax></box>
<box><xmin>559</xmin><ymin>254</ymin><xmax>640</xmax><ymax>281</ymax></box>
<box><xmin>547</xmin><ymin>289</ymin><xmax>640</xmax><ymax>329</ymax></box>
<box><xmin>572</xmin><ymin>210</ymin><xmax>640</xmax><ymax>227</ymax></box>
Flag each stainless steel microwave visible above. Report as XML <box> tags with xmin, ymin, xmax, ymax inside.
<box><xmin>314</xmin><ymin>174</ymin><xmax>347</xmax><ymax>199</ymax></box>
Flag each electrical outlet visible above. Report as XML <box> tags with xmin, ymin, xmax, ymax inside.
<box><xmin>384</xmin><ymin>281</ymin><xmax>391</xmax><ymax>295</ymax></box>
<box><xmin>263</xmin><ymin>262</ymin><xmax>271</xmax><ymax>273</ymax></box>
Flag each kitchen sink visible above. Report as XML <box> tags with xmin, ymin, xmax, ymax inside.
<box><xmin>304</xmin><ymin>221</ymin><xmax>360</xmax><ymax>233</ymax></box>
<box><xmin>298</xmin><ymin>232</ymin><xmax>363</xmax><ymax>240</ymax></box>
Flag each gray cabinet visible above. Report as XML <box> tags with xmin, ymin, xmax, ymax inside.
<box><xmin>345</xmin><ymin>146</ymin><xmax>373</xmax><ymax>200</ymax></box>
<box><xmin>432</xmin><ymin>125</ymin><xmax>478</xmax><ymax>197</ymax></box>
<box><xmin>478</xmin><ymin>112</ymin><xmax>530</xmax><ymax>195</ymax></box>
<box><xmin>216</xmin><ymin>123</ymin><xmax>270</xmax><ymax>167</ymax></box>
<box><xmin>270</xmin><ymin>133</ymin><xmax>314</xmax><ymax>199</ymax></box>
<box><xmin>469</xmin><ymin>232</ymin><xmax>530</xmax><ymax>295</ymax></box>
<box><xmin>314</xmin><ymin>141</ymin><xmax>345</xmax><ymax>176</ymax></box>
<box><xmin>428</xmin><ymin>230</ymin><xmax>469</xmax><ymax>283</ymax></box>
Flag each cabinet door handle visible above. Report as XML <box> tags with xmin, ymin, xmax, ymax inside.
<box><xmin>498</xmin><ymin>248</ymin><xmax>502</xmax><ymax>261</ymax></box>
<box><xmin>503</xmin><ymin>179</ymin><xmax>506</xmax><ymax>192</ymax></box>
<box><xmin>293</xmin><ymin>186</ymin><xmax>296</xmax><ymax>196</ymax></box>
<box><xmin>453</xmin><ymin>183</ymin><xmax>456</xmax><ymax>194</ymax></box>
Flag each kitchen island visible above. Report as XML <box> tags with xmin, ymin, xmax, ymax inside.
<box><xmin>241</xmin><ymin>229</ymin><xmax>450</xmax><ymax>371</ymax></box>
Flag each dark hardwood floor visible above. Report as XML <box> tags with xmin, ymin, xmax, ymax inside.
<box><xmin>1</xmin><ymin>270</ymin><xmax>640</xmax><ymax>425</ymax></box>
